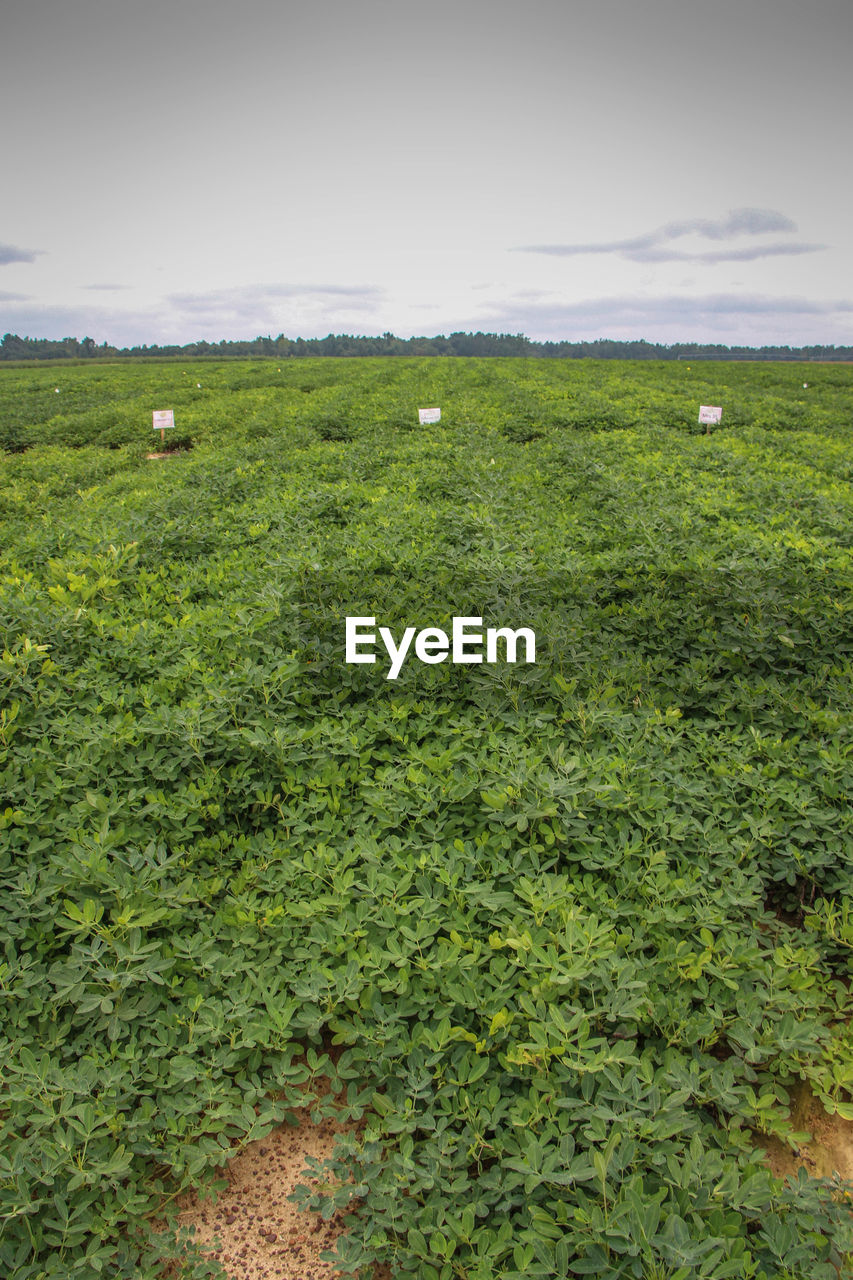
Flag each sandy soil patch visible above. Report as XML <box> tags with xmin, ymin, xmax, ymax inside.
<box><xmin>171</xmin><ymin>1105</ymin><xmax>365</xmax><ymax>1280</ymax></box>
<box><xmin>756</xmin><ymin>1082</ymin><xmax>853</xmax><ymax>1184</ymax></box>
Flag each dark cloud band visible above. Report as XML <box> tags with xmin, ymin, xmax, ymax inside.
<box><xmin>0</xmin><ymin>242</ymin><xmax>40</xmax><ymax>266</ymax></box>
<box><xmin>514</xmin><ymin>207</ymin><xmax>819</xmax><ymax>264</ymax></box>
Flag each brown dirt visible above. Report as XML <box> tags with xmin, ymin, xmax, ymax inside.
<box><xmin>169</xmin><ymin>1102</ymin><xmax>391</xmax><ymax>1280</ymax></box>
<box><xmin>172</xmin><ymin>1108</ymin><xmax>352</xmax><ymax>1279</ymax></box>
<box><xmin>755</xmin><ymin>1082</ymin><xmax>853</xmax><ymax>1184</ymax></box>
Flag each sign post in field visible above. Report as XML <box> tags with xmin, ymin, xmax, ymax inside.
<box><xmin>698</xmin><ymin>405</ymin><xmax>722</xmax><ymax>433</ymax></box>
<box><xmin>418</xmin><ymin>407</ymin><xmax>441</xmax><ymax>425</ymax></box>
<box><xmin>152</xmin><ymin>409</ymin><xmax>175</xmax><ymax>447</ymax></box>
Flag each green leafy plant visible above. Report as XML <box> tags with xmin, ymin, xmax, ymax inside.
<box><xmin>1</xmin><ymin>356</ymin><xmax>851</xmax><ymax>1278</ymax></box>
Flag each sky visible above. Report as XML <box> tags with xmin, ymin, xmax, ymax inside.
<box><xmin>1</xmin><ymin>0</ymin><xmax>851</xmax><ymax>348</ymax></box>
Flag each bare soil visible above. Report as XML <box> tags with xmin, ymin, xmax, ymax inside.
<box><xmin>755</xmin><ymin>1082</ymin><xmax>853</xmax><ymax>1185</ymax></box>
<box><xmin>170</xmin><ymin>1101</ymin><xmax>390</xmax><ymax>1280</ymax></box>
<box><xmin>172</xmin><ymin>1107</ymin><xmax>355</xmax><ymax>1279</ymax></box>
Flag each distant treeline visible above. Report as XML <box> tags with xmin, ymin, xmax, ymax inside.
<box><xmin>2</xmin><ymin>330</ymin><xmax>851</xmax><ymax>362</ymax></box>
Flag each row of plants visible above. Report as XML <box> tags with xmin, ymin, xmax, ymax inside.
<box><xmin>0</xmin><ymin>357</ymin><xmax>848</xmax><ymax>453</ymax></box>
<box><xmin>0</xmin><ymin>358</ymin><xmax>851</xmax><ymax>1278</ymax></box>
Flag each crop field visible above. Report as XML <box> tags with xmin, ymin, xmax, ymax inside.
<box><xmin>1</xmin><ymin>356</ymin><xmax>852</xmax><ymax>1279</ymax></box>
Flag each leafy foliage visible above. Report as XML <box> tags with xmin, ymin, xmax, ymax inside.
<box><xmin>1</xmin><ymin>357</ymin><xmax>852</xmax><ymax>1278</ymax></box>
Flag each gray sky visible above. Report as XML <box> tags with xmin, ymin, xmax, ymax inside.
<box><xmin>1</xmin><ymin>0</ymin><xmax>851</xmax><ymax>346</ymax></box>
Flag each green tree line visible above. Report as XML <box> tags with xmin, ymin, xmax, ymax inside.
<box><xmin>2</xmin><ymin>330</ymin><xmax>851</xmax><ymax>362</ymax></box>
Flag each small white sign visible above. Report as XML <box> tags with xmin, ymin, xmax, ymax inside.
<box><xmin>418</xmin><ymin>407</ymin><xmax>441</xmax><ymax>425</ymax></box>
<box><xmin>153</xmin><ymin>409</ymin><xmax>175</xmax><ymax>431</ymax></box>
<box><xmin>698</xmin><ymin>405</ymin><xmax>722</xmax><ymax>425</ymax></box>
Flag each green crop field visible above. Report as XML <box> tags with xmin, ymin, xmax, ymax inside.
<box><xmin>1</xmin><ymin>356</ymin><xmax>851</xmax><ymax>1279</ymax></box>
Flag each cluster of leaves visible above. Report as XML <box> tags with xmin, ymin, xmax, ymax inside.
<box><xmin>0</xmin><ymin>357</ymin><xmax>851</xmax><ymax>1279</ymax></box>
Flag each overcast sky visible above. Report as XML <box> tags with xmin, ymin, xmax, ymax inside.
<box><xmin>1</xmin><ymin>0</ymin><xmax>851</xmax><ymax>347</ymax></box>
